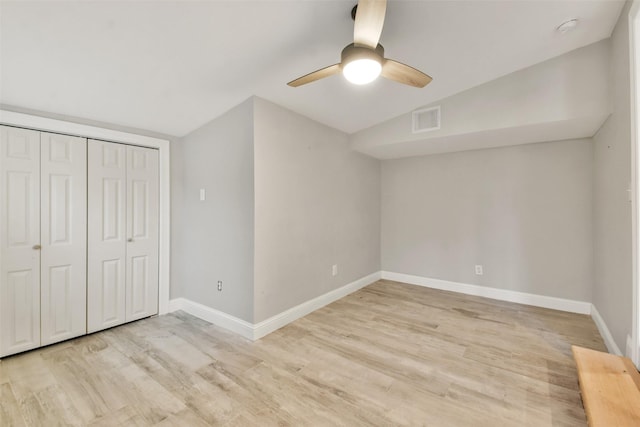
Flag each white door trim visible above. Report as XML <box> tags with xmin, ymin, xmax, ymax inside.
<box><xmin>630</xmin><ymin>0</ymin><xmax>640</xmax><ymax>368</ymax></box>
<box><xmin>0</xmin><ymin>110</ymin><xmax>171</xmax><ymax>316</ymax></box>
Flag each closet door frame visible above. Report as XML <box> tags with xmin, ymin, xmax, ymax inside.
<box><xmin>0</xmin><ymin>110</ymin><xmax>171</xmax><ymax>316</ymax></box>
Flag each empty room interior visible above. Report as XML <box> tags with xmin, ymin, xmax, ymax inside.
<box><xmin>2</xmin><ymin>0</ymin><xmax>640</xmax><ymax>425</ymax></box>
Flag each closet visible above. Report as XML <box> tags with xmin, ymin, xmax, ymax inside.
<box><xmin>0</xmin><ymin>125</ymin><xmax>159</xmax><ymax>358</ymax></box>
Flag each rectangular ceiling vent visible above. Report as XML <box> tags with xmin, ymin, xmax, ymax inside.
<box><xmin>412</xmin><ymin>106</ymin><xmax>441</xmax><ymax>134</ymax></box>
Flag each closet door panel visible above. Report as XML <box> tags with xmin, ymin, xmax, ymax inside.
<box><xmin>88</xmin><ymin>140</ymin><xmax>127</xmax><ymax>333</ymax></box>
<box><xmin>40</xmin><ymin>133</ymin><xmax>87</xmax><ymax>346</ymax></box>
<box><xmin>0</xmin><ymin>126</ymin><xmax>41</xmax><ymax>357</ymax></box>
<box><xmin>126</xmin><ymin>146</ymin><xmax>159</xmax><ymax>321</ymax></box>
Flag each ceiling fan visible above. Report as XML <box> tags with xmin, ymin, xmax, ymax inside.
<box><xmin>287</xmin><ymin>0</ymin><xmax>432</xmax><ymax>88</ymax></box>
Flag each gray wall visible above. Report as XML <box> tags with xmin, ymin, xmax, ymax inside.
<box><xmin>381</xmin><ymin>139</ymin><xmax>594</xmax><ymax>301</ymax></box>
<box><xmin>253</xmin><ymin>97</ymin><xmax>381</xmax><ymax>323</ymax></box>
<box><xmin>593</xmin><ymin>1</ymin><xmax>633</xmax><ymax>353</ymax></box>
<box><xmin>171</xmin><ymin>98</ymin><xmax>255</xmax><ymax>322</ymax></box>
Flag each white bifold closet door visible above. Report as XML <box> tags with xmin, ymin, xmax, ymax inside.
<box><xmin>0</xmin><ymin>127</ymin><xmax>41</xmax><ymax>356</ymax></box>
<box><xmin>87</xmin><ymin>140</ymin><xmax>159</xmax><ymax>333</ymax></box>
<box><xmin>0</xmin><ymin>126</ymin><xmax>87</xmax><ymax>357</ymax></box>
<box><xmin>40</xmin><ymin>132</ymin><xmax>87</xmax><ymax>346</ymax></box>
<box><xmin>125</xmin><ymin>144</ymin><xmax>159</xmax><ymax>322</ymax></box>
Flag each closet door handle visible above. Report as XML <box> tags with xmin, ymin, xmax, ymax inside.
<box><xmin>33</xmin><ymin>244</ymin><xmax>41</xmax><ymax>250</ymax></box>
<box><xmin>127</xmin><ymin>238</ymin><xmax>133</xmax><ymax>242</ymax></box>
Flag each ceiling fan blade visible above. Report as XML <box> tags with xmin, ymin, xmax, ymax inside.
<box><xmin>381</xmin><ymin>59</ymin><xmax>432</xmax><ymax>88</ymax></box>
<box><xmin>353</xmin><ymin>0</ymin><xmax>387</xmax><ymax>49</ymax></box>
<box><xmin>287</xmin><ymin>64</ymin><xmax>341</xmax><ymax>87</ymax></box>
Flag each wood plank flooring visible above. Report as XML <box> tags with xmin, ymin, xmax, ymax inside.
<box><xmin>0</xmin><ymin>280</ymin><xmax>606</xmax><ymax>426</ymax></box>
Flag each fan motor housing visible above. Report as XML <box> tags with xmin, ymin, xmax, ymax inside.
<box><xmin>341</xmin><ymin>43</ymin><xmax>385</xmax><ymax>68</ymax></box>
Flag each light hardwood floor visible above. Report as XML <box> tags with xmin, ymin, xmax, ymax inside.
<box><xmin>0</xmin><ymin>280</ymin><xmax>606</xmax><ymax>426</ymax></box>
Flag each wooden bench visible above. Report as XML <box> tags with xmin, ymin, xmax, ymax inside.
<box><xmin>572</xmin><ymin>345</ymin><xmax>640</xmax><ymax>426</ymax></box>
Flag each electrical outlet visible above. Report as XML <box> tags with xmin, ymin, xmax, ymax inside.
<box><xmin>332</xmin><ymin>264</ymin><xmax>338</xmax><ymax>276</ymax></box>
<box><xmin>217</xmin><ymin>280</ymin><xmax>222</xmax><ymax>291</ymax></box>
<box><xmin>475</xmin><ymin>265</ymin><xmax>483</xmax><ymax>275</ymax></box>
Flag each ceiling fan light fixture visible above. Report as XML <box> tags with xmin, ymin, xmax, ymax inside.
<box><xmin>340</xmin><ymin>43</ymin><xmax>385</xmax><ymax>85</ymax></box>
<box><xmin>343</xmin><ymin>58</ymin><xmax>382</xmax><ymax>85</ymax></box>
<box><xmin>287</xmin><ymin>1</ymin><xmax>432</xmax><ymax>88</ymax></box>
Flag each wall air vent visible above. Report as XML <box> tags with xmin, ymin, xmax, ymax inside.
<box><xmin>412</xmin><ymin>106</ymin><xmax>441</xmax><ymax>134</ymax></box>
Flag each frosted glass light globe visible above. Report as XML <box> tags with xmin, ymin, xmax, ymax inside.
<box><xmin>342</xmin><ymin>58</ymin><xmax>382</xmax><ymax>85</ymax></box>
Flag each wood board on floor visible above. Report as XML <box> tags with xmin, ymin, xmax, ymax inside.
<box><xmin>572</xmin><ymin>345</ymin><xmax>640</xmax><ymax>427</ymax></box>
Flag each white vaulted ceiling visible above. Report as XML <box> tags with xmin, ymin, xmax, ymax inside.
<box><xmin>0</xmin><ymin>1</ymin><xmax>625</xmax><ymax>137</ymax></box>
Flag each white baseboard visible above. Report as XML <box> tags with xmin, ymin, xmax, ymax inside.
<box><xmin>380</xmin><ymin>272</ymin><xmax>629</xmax><ymax>354</ymax></box>
<box><xmin>252</xmin><ymin>271</ymin><xmax>381</xmax><ymax>339</ymax></box>
<box><xmin>168</xmin><ymin>271</ymin><xmax>381</xmax><ymax>341</ymax></box>
<box><xmin>168</xmin><ymin>298</ymin><xmax>254</xmax><ymax>340</ymax></box>
<box><xmin>590</xmin><ymin>304</ymin><xmax>623</xmax><ymax>355</ymax></box>
<box><xmin>381</xmin><ymin>271</ymin><xmax>592</xmax><ymax>315</ymax></box>
<box><xmin>170</xmin><ymin>270</ymin><xmax>623</xmax><ymax>357</ymax></box>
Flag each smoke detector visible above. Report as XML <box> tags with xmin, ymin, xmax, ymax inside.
<box><xmin>556</xmin><ymin>19</ymin><xmax>579</xmax><ymax>34</ymax></box>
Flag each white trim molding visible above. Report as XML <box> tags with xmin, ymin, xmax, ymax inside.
<box><xmin>252</xmin><ymin>271</ymin><xmax>381</xmax><ymax>339</ymax></box>
<box><xmin>169</xmin><ymin>271</ymin><xmax>381</xmax><ymax>341</ymax></box>
<box><xmin>0</xmin><ymin>109</ymin><xmax>172</xmax><ymax>315</ymax></box>
<box><xmin>381</xmin><ymin>271</ymin><xmax>592</xmax><ymax>314</ymax></box>
<box><xmin>629</xmin><ymin>0</ymin><xmax>640</xmax><ymax>368</ymax></box>
<box><xmin>380</xmin><ymin>272</ymin><xmax>629</xmax><ymax>354</ymax></box>
<box><xmin>168</xmin><ymin>298</ymin><xmax>255</xmax><ymax>340</ymax></box>
<box><xmin>170</xmin><ymin>270</ymin><xmax>622</xmax><ymax>356</ymax></box>
<box><xmin>0</xmin><ymin>110</ymin><xmax>164</xmax><ymax>148</ymax></box>
<box><xmin>591</xmin><ymin>304</ymin><xmax>623</xmax><ymax>356</ymax></box>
